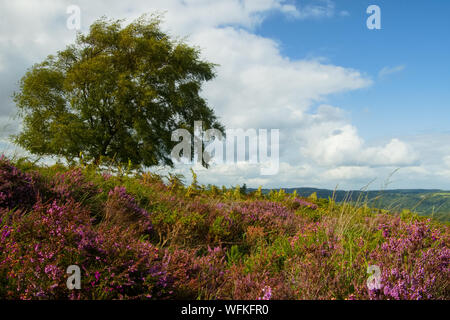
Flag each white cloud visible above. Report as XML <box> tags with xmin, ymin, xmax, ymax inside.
<box><xmin>296</xmin><ymin>105</ymin><xmax>416</xmax><ymax>168</ymax></box>
<box><xmin>362</xmin><ymin>138</ymin><xmax>417</xmax><ymax>166</ymax></box>
<box><xmin>287</xmin><ymin>0</ymin><xmax>335</xmax><ymax>19</ymax></box>
<box><xmin>444</xmin><ymin>155</ymin><xmax>450</xmax><ymax>168</ymax></box>
<box><xmin>322</xmin><ymin>166</ymin><xmax>376</xmax><ymax>181</ymax></box>
<box><xmin>280</xmin><ymin>4</ymin><xmax>301</xmax><ymax>17</ymax></box>
<box><xmin>378</xmin><ymin>65</ymin><xmax>405</xmax><ymax>78</ymax></box>
<box><xmin>188</xmin><ymin>27</ymin><xmax>372</xmax><ymax>130</ymax></box>
<box><xmin>300</xmin><ymin>123</ymin><xmax>363</xmax><ymax>166</ymax></box>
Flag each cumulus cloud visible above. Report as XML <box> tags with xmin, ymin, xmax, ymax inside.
<box><xmin>190</xmin><ymin>28</ymin><xmax>372</xmax><ymax>129</ymax></box>
<box><xmin>296</xmin><ymin>104</ymin><xmax>417</xmax><ymax>168</ymax></box>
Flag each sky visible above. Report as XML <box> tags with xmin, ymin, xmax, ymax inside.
<box><xmin>0</xmin><ymin>0</ymin><xmax>449</xmax><ymax>190</ymax></box>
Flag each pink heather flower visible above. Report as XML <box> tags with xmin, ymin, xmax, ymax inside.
<box><xmin>259</xmin><ymin>286</ymin><xmax>272</xmax><ymax>300</ymax></box>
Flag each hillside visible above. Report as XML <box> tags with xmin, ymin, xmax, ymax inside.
<box><xmin>251</xmin><ymin>188</ymin><xmax>450</xmax><ymax>222</ymax></box>
<box><xmin>0</xmin><ymin>156</ymin><xmax>449</xmax><ymax>300</ymax></box>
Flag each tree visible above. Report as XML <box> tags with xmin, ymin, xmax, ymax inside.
<box><xmin>240</xmin><ymin>183</ymin><xmax>247</xmax><ymax>195</ymax></box>
<box><xmin>13</xmin><ymin>15</ymin><xmax>224</xmax><ymax>168</ymax></box>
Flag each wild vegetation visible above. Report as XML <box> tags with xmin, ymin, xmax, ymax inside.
<box><xmin>261</xmin><ymin>188</ymin><xmax>450</xmax><ymax>222</ymax></box>
<box><xmin>1</xmin><ymin>155</ymin><xmax>448</xmax><ymax>300</ymax></box>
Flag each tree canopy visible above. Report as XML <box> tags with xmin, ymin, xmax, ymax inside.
<box><xmin>13</xmin><ymin>15</ymin><xmax>224</xmax><ymax>168</ymax></box>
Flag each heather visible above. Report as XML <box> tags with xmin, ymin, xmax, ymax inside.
<box><xmin>0</xmin><ymin>156</ymin><xmax>448</xmax><ymax>300</ymax></box>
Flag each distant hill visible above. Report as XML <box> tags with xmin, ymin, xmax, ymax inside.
<box><xmin>250</xmin><ymin>188</ymin><xmax>450</xmax><ymax>221</ymax></box>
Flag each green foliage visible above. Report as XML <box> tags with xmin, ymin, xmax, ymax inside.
<box><xmin>255</xmin><ymin>186</ymin><xmax>263</xmax><ymax>199</ymax></box>
<box><xmin>233</xmin><ymin>185</ymin><xmax>242</xmax><ymax>200</ymax></box>
<box><xmin>168</xmin><ymin>173</ymin><xmax>185</xmax><ymax>193</ymax></box>
<box><xmin>13</xmin><ymin>15</ymin><xmax>224</xmax><ymax>168</ymax></box>
<box><xmin>186</xmin><ymin>168</ymin><xmax>202</xmax><ymax>198</ymax></box>
<box><xmin>210</xmin><ymin>216</ymin><xmax>230</xmax><ymax>240</ymax></box>
<box><xmin>226</xmin><ymin>245</ymin><xmax>243</xmax><ymax>266</ymax></box>
<box><xmin>267</xmin><ymin>189</ymin><xmax>288</xmax><ymax>202</ymax></box>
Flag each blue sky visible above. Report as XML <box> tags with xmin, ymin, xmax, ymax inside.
<box><xmin>256</xmin><ymin>0</ymin><xmax>450</xmax><ymax>140</ymax></box>
<box><xmin>0</xmin><ymin>0</ymin><xmax>449</xmax><ymax>189</ymax></box>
